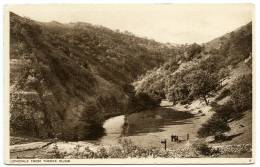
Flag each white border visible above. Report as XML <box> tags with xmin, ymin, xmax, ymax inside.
<box><xmin>1</xmin><ymin>0</ymin><xmax>259</xmax><ymax>166</ymax></box>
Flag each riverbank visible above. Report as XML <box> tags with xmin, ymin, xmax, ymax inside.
<box><xmin>9</xmin><ymin>99</ymin><xmax>252</xmax><ymax>159</ymax></box>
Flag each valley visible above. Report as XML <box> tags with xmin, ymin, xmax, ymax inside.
<box><xmin>9</xmin><ymin>12</ymin><xmax>252</xmax><ymax>159</ymax></box>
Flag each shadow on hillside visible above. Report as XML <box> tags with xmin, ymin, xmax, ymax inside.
<box><xmin>210</xmin><ymin>132</ymin><xmax>244</xmax><ymax>143</ymax></box>
<box><xmin>228</xmin><ymin>113</ymin><xmax>245</xmax><ymax>123</ymax></box>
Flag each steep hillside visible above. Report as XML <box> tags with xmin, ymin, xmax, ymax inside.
<box><xmin>135</xmin><ymin>22</ymin><xmax>252</xmax><ymax>147</ymax></box>
<box><xmin>135</xmin><ymin>22</ymin><xmax>252</xmax><ymax>105</ymax></box>
<box><xmin>9</xmin><ymin>12</ymin><xmax>179</xmax><ymax>140</ymax></box>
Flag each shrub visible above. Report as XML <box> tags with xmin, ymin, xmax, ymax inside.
<box><xmin>230</xmin><ymin>74</ymin><xmax>252</xmax><ymax>111</ymax></box>
<box><xmin>193</xmin><ymin>142</ymin><xmax>212</xmax><ymax>156</ymax></box>
<box><xmin>197</xmin><ymin>113</ymin><xmax>230</xmax><ymax>138</ymax></box>
<box><xmin>48</xmin><ymin>143</ymin><xmax>66</xmax><ymax>159</ymax></box>
<box><xmin>214</xmin><ymin>132</ymin><xmax>228</xmax><ymax>142</ymax></box>
<box><xmin>96</xmin><ymin>147</ymin><xmax>109</xmax><ymax>158</ymax></box>
<box><xmin>193</xmin><ymin>141</ymin><xmax>221</xmax><ymax>156</ymax></box>
<box><xmin>214</xmin><ymin>101</ymin><xmax>243</xmax><ymax>122</ymax></box>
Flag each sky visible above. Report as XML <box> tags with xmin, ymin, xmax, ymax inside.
<box><xmin>8</xmin><ymin>4</ymin><xmax>253</xmax><ymax>44</ymax></box>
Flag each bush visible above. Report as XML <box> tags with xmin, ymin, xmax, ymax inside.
<box><xmin>230</xmin><ymin>74</ymin><xmax>252</xmax><ymax>111</ymax></box>
<box><xmin>48</xmin><ymin>143</ymin><xmax>66</xmax><ymax>158</ymax></box>
<box><xmin>197</xmin><ymin>113</ymin><xmax>230</xmax><ymax>138</ymax></box>
<box><xmin>193</xmin><ymin>142</ymin><xmax>212</xmax><ymax>156</ymax></box>
<box><xmin>214</xmin><ymin>101</ymin><xmax>242</xmax><ymax>122</ymax></box>
<box><xmin>214</xmin><ymin>133</ymin><xmax>228</xmax><ymax>142</ymax></box>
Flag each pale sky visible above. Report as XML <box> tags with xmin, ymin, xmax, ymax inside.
<box><xmin>8</xmin><ymin>4</ymin><xmax>253</xmax><ymax>44</ymax></box>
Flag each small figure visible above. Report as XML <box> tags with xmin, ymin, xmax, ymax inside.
<box><xmin>175</xmin><ymin>136</ymin><xmax>179</xmax><ymax>142</ymax></box>
<box><xmin>171</xmin><ymin>135</ymin><xmax>174</xmax><ymax>142</ymax></box>
<box><xmin>187</xmin><ymin>133</ymin><xmax>189</xmax><ymax>141</ymax></box>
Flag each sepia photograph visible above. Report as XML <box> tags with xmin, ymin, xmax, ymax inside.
<box><xmin>4</xmin><ymin>3</ymin><xmax>254</xmax><ymax>164</ymax></box>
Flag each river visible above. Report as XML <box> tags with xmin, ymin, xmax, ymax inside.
<box><xmin>89</xmin><ymin>106</ymin><xmax>196</xmax><ymax>147</ymax></box>
<box><xmin>10</xmin><ymin>105</ymin><xmax>212</xmax><ymax>158</ymax></box>
<box><xmin>98</xmin><ymin>115</ymin><xmax>125</xmax><ymax>145</ymax></box>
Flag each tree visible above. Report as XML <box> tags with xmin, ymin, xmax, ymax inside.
<box><xmin>134</xmin><ymin>92</ymin><xmax>160</xmax><ymax>112</ymax></box>
<box><xmin>184</xmin><ymin>43</ymin><xmax>202</xmax><ymax>61</ymax></box>
<box><xmin>187</xmin><ymin>69</ymin><xmax>219</xmax><ymax>105</ymax></box>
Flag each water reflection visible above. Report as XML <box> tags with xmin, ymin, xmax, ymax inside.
<box><xmin>98</xmin><ymin>115</ymin><xmax>125</xmax><ymax>145</ymax></box>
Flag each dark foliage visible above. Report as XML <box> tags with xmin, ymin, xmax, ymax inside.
<box><xmin>214</xmin><ymin>133</ymin><xmax>228</xmax><ymax>142</ymax></box>
<box><xmin>133</xmin><ymin>92</ymin><xmax>161</xmax><ymax>112</ymax></box>
<box><xmin>186</xmin><ymin>69</ymin><xmax>219</xmax><ymax>105</ymax></box>
<box><xmin>194</xmin><ymin>142</ymin><xmax>212</xmax><ymax>156</ymax></box>
<box><xmin>197</xmin><ymin>113</ymin><xmax>231</xmax><ymax>138</ymax></box>
<box><xmin>230</xmin><ymin>74</ymin><xmax>252</xmax><ymax>111</ymax></box>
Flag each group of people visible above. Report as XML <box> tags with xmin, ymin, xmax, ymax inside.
<box><xmin>160</xmin><ymin>133</ymin><xmax>190</xmax><ymax>150</ymax></box>
<box><xmin>171</xmin><ymin>133</ymin><xmax>189</xmax><ymax>142</ymax></box>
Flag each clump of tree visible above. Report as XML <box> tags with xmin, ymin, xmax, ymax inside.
<box><xmin>135</xmin><ymin>22</ymin><xmax>252</xmax><ymax>107</ymax></box>
<box><xmin>165</xmin><ymin>53</ymin><xmax>232</xmax><ymax>105</ymax></box>
<box><xmin>186</xmin><ymin>69</ymin><xmax>219</xmax><ymax>105</ymax></box>
<box><xmin>230</xmin><ymin>74</ymin><xmax>252</xmax><ymax>111</ymax></box>
<box><xmin>124</xmin><ymin>84</ymin><xmax>160</xmax><ymax>113</ymax></box>
<box><xmin>133</xmin><ymin>92</ymin><xmax>161</xmax><ymax>112</ymax></box>
<box><xmin>170</xmin><ymin>82</ymin><xmax>191</xmax><ymax>105</ymax></box>
<box><xmin>184</xmin><ymin>43</ymin><xmax>202</xmax><ymax>61</ymax></box>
